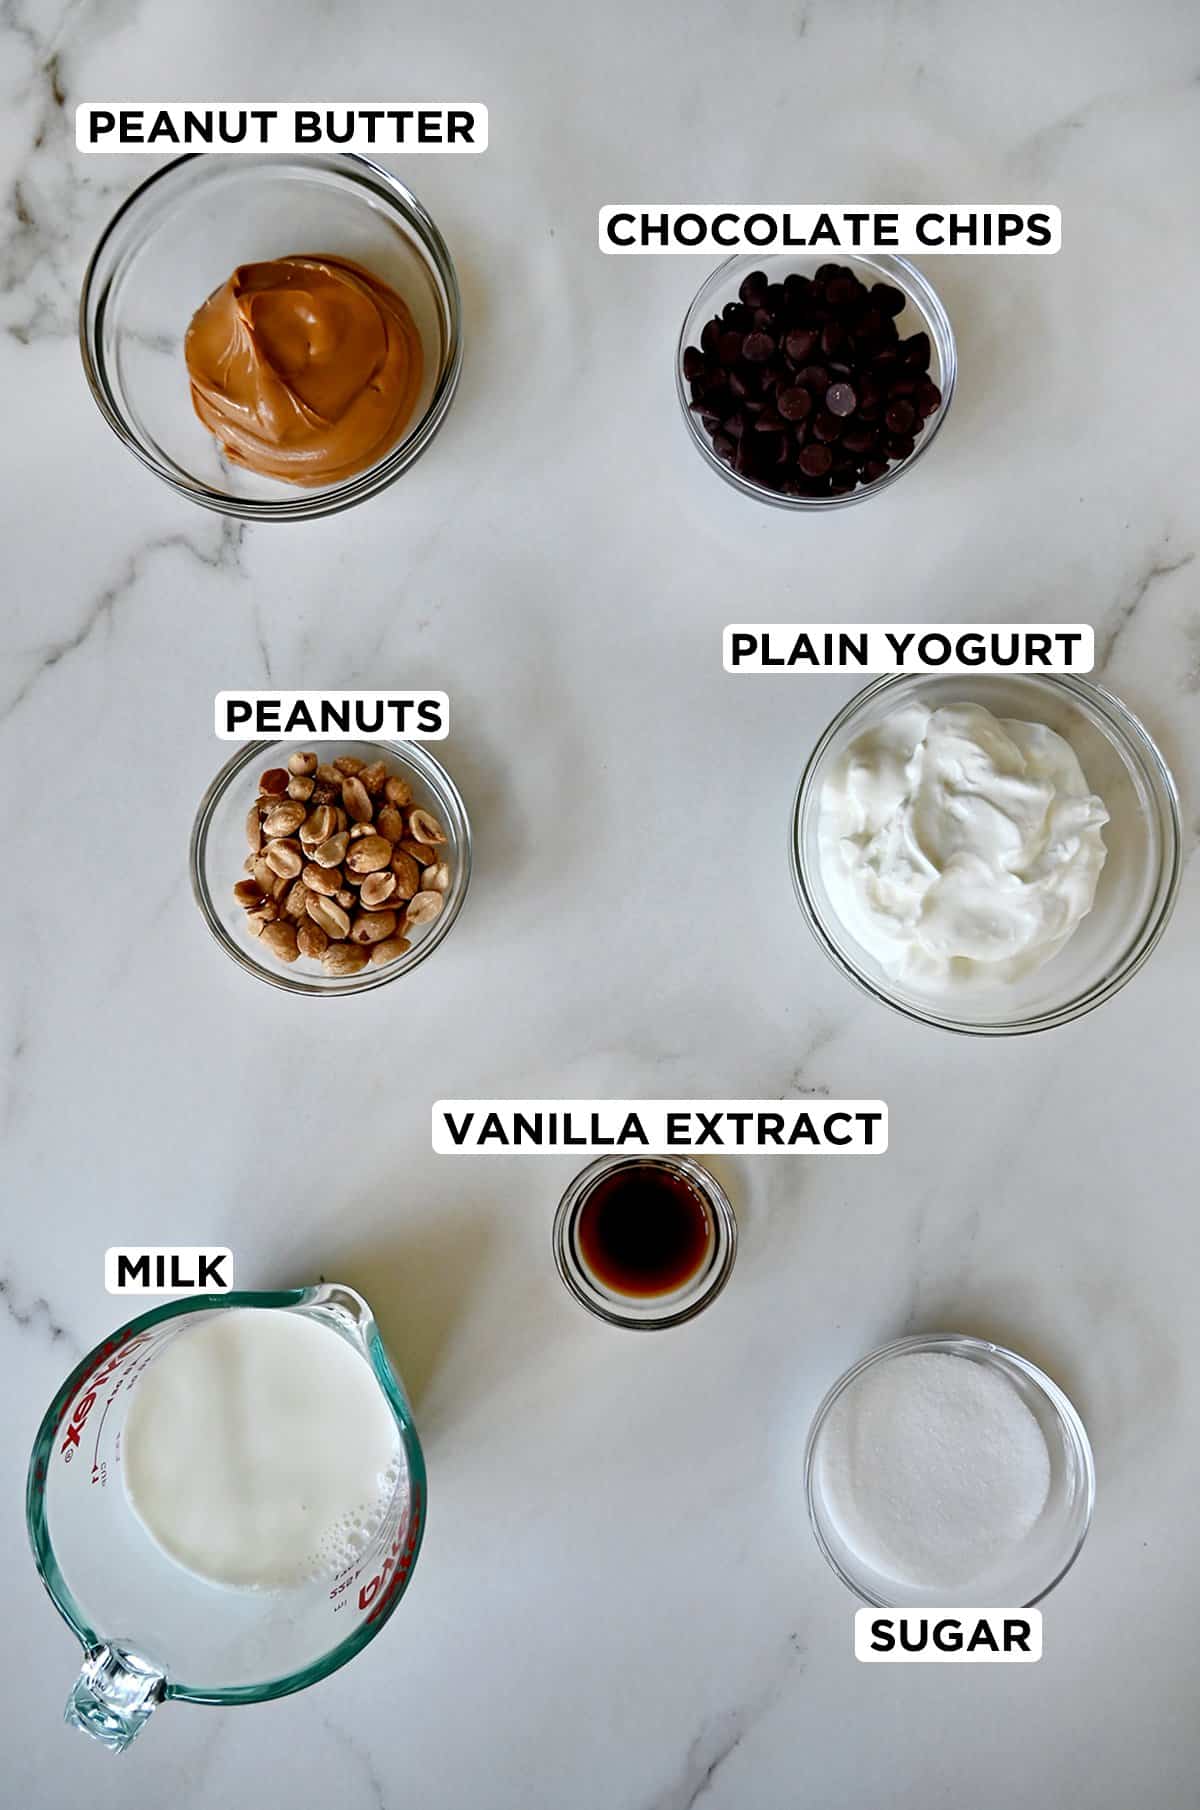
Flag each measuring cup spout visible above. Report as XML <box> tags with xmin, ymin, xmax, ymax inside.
<box><xmin>65</xmin><ymin>1643</ymin><xmax>165</xmax><ymax>1751</ymax></box>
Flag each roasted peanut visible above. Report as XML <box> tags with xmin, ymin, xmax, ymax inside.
<box><xmin>376</xmin><ymin>805</ymin><xmax>406</xmax><ymax>842</ymax></box>
<box><xmin>259</xmin><ymin>768</ymin><xmax>289</xmax><ymax>796</ymax></box>
<box><xmin>284</xmin><ymin>881</ymin><xmax>311</xmax><ymax>920</ymax></box>
<box><xmin>261</xmin><ymin>921</ymin><xmax>300</xmax><ymax>963</ymax></box>
<box><xmin>384</xmin><ymin>776</ymin><xmax>413</xmax><ymax>808</ymax></box>
<box><xmin>404</xmin><ymin>890</ymin><xmax>445</xmax><ymax>927</ymax></box>
<box><xmin>245</xmin><ymin>805</ymin><xmax>263</xmax><ymax>853</ymax></box>
<box><xmin>371</xmin><ymin>935</ymin><xmax>412</xmax><ymax>965</ymax></box>
<box><xmin>342</xmin><ymin>775</ymin><xmax>373</xmax><ymax>823</ymax></box>
<box><xmin>297</xmin><ymin>920</ymin><xmax>329</xmax><ymax>959</ymax></box>
<box><xmin>307</xmin><ymin>895</ymin><xmax>350</xmax><ymax>940</ymax></box>
<box><xmin>288</xmin><ymin>751</ymin><xmax>318</xmax><ymax>777</ymax></box>
<box><xmin>360</xmin><ymin>760</ymin><xmax>388</xmax><ymax>796</ymax></box>
<box><xmin>303</xmin><ymin>861</ymin><xmax>342</xmax><ymax>897</ymax></box>
<box><xmin>346</xmin><ymin>835</ymin><xmax>393</xmax><ymax>874</ymax></box>
<box><xmin>264</xmin><ymin>840</ymin><xmax>302</xmax><ymax>880</ymax></box>
<box><xmin>334</xmin><ymin>755</ymin><xmax>365</xmax><ymax>776</ymax></box>
<box><xmin>360</xmin><ymin>871</ymin><xmax>397</xmax><ymax>909</ymax></box>
<box><xmin>322</xmin><ymin>942</ymin><xmax>368</xmax><ymax>976</ymax></box>
<box><xmin>263</xmin><ymin>800</ymin><xmax>307</xmax><ymax>838</ymax></box>
<box><xmin>351</xmin><ymin>908</ymin><xmax>397</xmax><ymax>945</ymax></box>
<box><xmin>407</xmin><ymin>808</ymin><xmax>447</xmax><ymax>846</ymax></box>
<box><xmin>287</xmin><ymin>774</ymin><xmax>315</xmax><ymax>802</ymax></box>
<box><xmin>424</xmin><ymin>861</ymin><xmax>451</xmax><ymax>893</ymax></box>
<box><xmin>389</xmin><ymin>851</ymin><xmax>422</xmax><ymax>898</ymax></box>
<box><xmin>234</xmin><ymin>878</ymin><xmax>265</xmax><ymax>908</ymax></box>
<box><xmin>301</xmin><ymin>804</ymin><xmax>337</xmax><ymax>845</ymax></box>
<box><xmin>314</xmin><ymin>831</ymin><xmax>350</xmax><ymax>868</ymax></box>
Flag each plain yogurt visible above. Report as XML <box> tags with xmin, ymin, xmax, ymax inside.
<box><xmin>818</xmin><ymin>699</ymin><xmax>1109</xmax><ymax>990</ymax></box>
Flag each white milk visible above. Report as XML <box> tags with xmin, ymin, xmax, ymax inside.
<box><xmin>122</xmin><ymin>1309</ymin><xmax>402</xmax><ymax>1590</ymax></box>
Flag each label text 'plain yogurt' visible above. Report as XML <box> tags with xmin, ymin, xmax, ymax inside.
<box><xmin>854</xmin><ymin>1609</ymin><xmax>1042</xmax><ymax>1663</ymax></box>
<box><xmin>432</xmin><ymin>1101</ymin><xmax>887</xmax><ymax>1155</ymax></box>
<box><xmin>724</xmin><ymin>624</ymin><xmax>1093</xmax><ymax>675</ymax></box>
<box><xmin>77</xmin><ymin>102</ymin><xmax>487</xmax><ymax>153</ymax></box>
<box><xmin>216</xmin><ymin>691</ymin><xmax>448</xmax><ymax>740</ymax></box>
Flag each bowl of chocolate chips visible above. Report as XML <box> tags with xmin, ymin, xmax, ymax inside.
<box><xmin>677</xmin><ymin>254</ymin><xmax>956</xmax><ymax>509</ymax></box>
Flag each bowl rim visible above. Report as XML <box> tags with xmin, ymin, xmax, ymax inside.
<box><xmin>79</xmin><ymin>151</ymin><xmax>464</xmax><ymax>521</ymax></box>
<box><xmin>190</xmin><ymin>737</ymin><xmax>472</xmax><ymax>995</ymax></box>
<box><xmin>802</xmin><ymin>1330</ymin><xmax>1097</xmax><ymax>1608</ymax></box>
<box><xmin>675</xmin><ymin>251</ymin><xmax>957</xmax><ymax>512</ymax></box>
<box><xmin>790</xmin><ymin>670</ymin><xmax>1183</xmax><ymax>1035</ymax></box>
<box><xmin>552</xmin><ymin>1154</ymin><xmax>738</xmax><ymax>1330</ymax></box>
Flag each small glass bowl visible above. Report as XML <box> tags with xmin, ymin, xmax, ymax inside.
<box><xmin>676</xmin><ymin>252</ymin><xmax>956</xmax><ymax>511</ymax></box>
<box><xmin>80</xmin><ymin>153</ymin><xmax>463</xmax><ymax>520</ymax></box>
<box><xmin>792</xmin><ymin>671</ymin><xmax>1182</xmax><ymax>1034</ymax></box>
<box><xmin>553</xmin><ymin>1156</ymin><xmax>737</xmax><ymax>1331</ymax></box>
<box><xmin>190</xmin><ymin>739</ymin><xmax>471</xmax><ymax>995</ymax></box>
<box><xmin>804</xmin><ymin>1332</ymin><xmax>1095</xmax><ymax>1608</ymax></box>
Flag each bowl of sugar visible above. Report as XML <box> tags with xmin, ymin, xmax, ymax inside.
<box><xmin>804</xmin><ymin>1332</ymin><xmax>1094</xmax><ymax>1607</ymax></box>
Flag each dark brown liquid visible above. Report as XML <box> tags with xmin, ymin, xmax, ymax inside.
<box><xmin>576</xmin><ymin>1164</ymin><xmax>713</xmax><ymax>1298</ymax></box>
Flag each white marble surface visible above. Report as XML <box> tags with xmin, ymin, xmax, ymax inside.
<box><xmin>3</xmin><ymin>0</ymin><xmax>1200</xmax><ymax>1803</ymax></box>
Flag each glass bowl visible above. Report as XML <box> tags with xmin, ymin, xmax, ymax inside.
<box><xmin>80</xmin><ymin>153</ymin><xmax>463</xmax><ymax>520</ymax></box>
<box><xmin>791</xmin><ymin>672</ymin><xmax>1182</xmax><ymax>1034</ymax></box>
<box><xmin>191</xmin><ymin>739</ymin><xmax>471</xmax><ymax>995</ymax></box>
<box><xmin>676</xmin><ymin>252</ymin><xmax>955</xmax><ymax>511</ymax></box>
<box><xmin>552</xmin><ymin>1156</ymin><xmax>737</xmax><ymax>1330</ymax></box>
<box><xmin>804</xmin><ymin>1332</ymin><xmax>1095</xmax><ymax>1608</ymax></box>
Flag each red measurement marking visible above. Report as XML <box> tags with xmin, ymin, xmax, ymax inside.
<box><xmin>360</xmin><ymin>1485</ymin><xmax>423</xmax><ymax>1624</ymax></box>
<box><xmin>58</xmin><ymin>1332</ymin><xmax>150</xmax><ymax>1467</ymax></box>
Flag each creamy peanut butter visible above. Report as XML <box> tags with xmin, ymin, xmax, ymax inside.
<box><xmin>185</xmin><ymin>255</ymin><xmax>424</xmax><ymax>486</ymax></box>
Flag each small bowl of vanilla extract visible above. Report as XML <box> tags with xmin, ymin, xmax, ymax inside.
<box><xmin>553</xmin><ymin>1156</ymin><xmax>737</xmax><ymax>1330</ymax></box>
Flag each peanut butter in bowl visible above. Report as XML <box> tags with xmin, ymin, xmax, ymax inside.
<box><xmin>185</xmin><ymin>254</ymin><xmax>424</xmax><ymax>486</ymax></box>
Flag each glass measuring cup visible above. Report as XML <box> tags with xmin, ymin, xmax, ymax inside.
<box><xmin>26</xmin><ymin>1285</ymin><xmax>426</xmax><ymax>1751</ymax></box>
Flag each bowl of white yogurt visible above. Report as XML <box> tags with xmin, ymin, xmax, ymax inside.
<box><xmin>791</xmin><ymin>672</ymin><xmax>1182</xmax><ymax>1034</ymax></box>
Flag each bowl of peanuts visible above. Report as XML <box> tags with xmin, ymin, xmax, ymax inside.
<box><xmin>190</xmin><ymin>740</ymin><xmax>472</xmax><ymax>993</ymax></box>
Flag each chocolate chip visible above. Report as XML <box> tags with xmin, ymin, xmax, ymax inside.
<box><xmin>683</xmin><ymin>345</ymin><xmax>705</xmax><ymax>380</ymax></box>
<box><xmin>742</xmin><ymin>331</ymin><xmax>775</xmax><ymax>362</ymax></box>
<box><xmin>840</xmin><ymin>425</ymin><xmax>874</xmax><ymax>455</ymax></box>
<box><xmin>785</xmin><ymin>327</ymin><xmax>819</xmax><ymax>364</ymax></box>
<box><xmin>917</xmin><ymin>379</ymin><xmax>943</xmax><ymax>417</ymax></box>
<box><xmin>825</xmin><ymin>382</ymin><xmax>857</xmax><ymax>417</ymax></box>
<box><xmin>861</xmin><ymin>458</ymin><xmax>889</xmax><ymax>483</ymax></box>
<box><xmin>821</xmin><ymin>321</ymin><xmax>848</xmax><ymax>359</ymax></box>
<box><xmin>811</xmin><ymin>411</ymin><xmax>842</xmax><ymax>443</ymax></box>
<box><xmin>798</xmin><ymin>443</ymin><xmax>833</xmax><ymax>477</ymax></box>
<box><xmin>711</xmin><ymin>433</ymin><xmax>735</xmax><ymax>460</ymax></box>
<box><xmin>794</xmin><ymin>364</ymin><xmax>830</xmax><ymax>392</ymax></box>
<box><xmin>900</xmin><ymin>331</ymin><xmax>931</xmax><ymax>366</ymax></box>
<box><xmin>716</xmin><ymin>331</ymin><xmax>742</xmax><ymax>366</ymax></box>
<box><xmin>700</xmin><ymin>319</ymin><xmax>720</xmax><ymax>356</ymax></box>
<box><xmin>887</xmin><ymin>434</ymin><xmax>915</xmax><ymax>460</ymax></box>
<box><xmin>755</xmin><ymin>409</ymin><xmax>786</xmax><ymax>433</ymax></box>
<box><xmin>777</xmin><ymin>386</ymin><xmax>813</xmax><ymax>421</ymax></box>
<box><xmin>884</xmin><ymin>399</ymin><xmax>915</xmax><ymax>434</ymax></box>
<box><xmin>871</xmin><ymin>283</ymin><xmax>906</xmax><ymax>317</ymax></box>
<box><xmin>739</xmin><ymin>270</ymin><xmax>769</xmax><ymax>307</ymax></box>
<box><xmin>722</xmin><ymin>301</ymin><xmax>753</xmax><ymax>330</ymax></box>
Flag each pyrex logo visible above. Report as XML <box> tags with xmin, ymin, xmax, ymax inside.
<box><xmin>359</xmin><ymin>1485</ymin><xmax>423</xmax><ymax>1623</ymax></box>
<box><xmin>57</xmin><ymin>1332</ymin><xmax>149</xmax><ymax>1464</ymax></box>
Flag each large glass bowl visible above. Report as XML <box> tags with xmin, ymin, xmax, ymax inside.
<box><xmin>804</xmin><ymin>1332</ymin><xmax>1095</xmax><ymax>1608</ymax></box>
<box><xmin>80</xmin><ymin>153</ymin><xmax>462</xmax><ymax>520</ymax></box>
<box><xmin>191</xmin><ymin>738</ymin><xmax>471</xmax><ymax>995</ymax></box>
<box><xmin>676</xmin><ymin>252</ymin><xmax>955</xmax><ymax>511</ymax></box>
<box><xmin>791</xmin><ymin>672</ymin><xmax>1182</xmax><ymax>1034</ymax></box>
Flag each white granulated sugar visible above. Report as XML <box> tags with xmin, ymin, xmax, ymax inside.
<box><xmin>817</xmin><ymin>1351</ymin><xmax>1051</xmax><ymax>1591</ymax></box>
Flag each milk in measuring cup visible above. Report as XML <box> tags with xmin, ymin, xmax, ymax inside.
<box><xmin>122</xmin><ymin>1308</ymin><xmax>402</xmax><ymax>1589</ymax></box>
